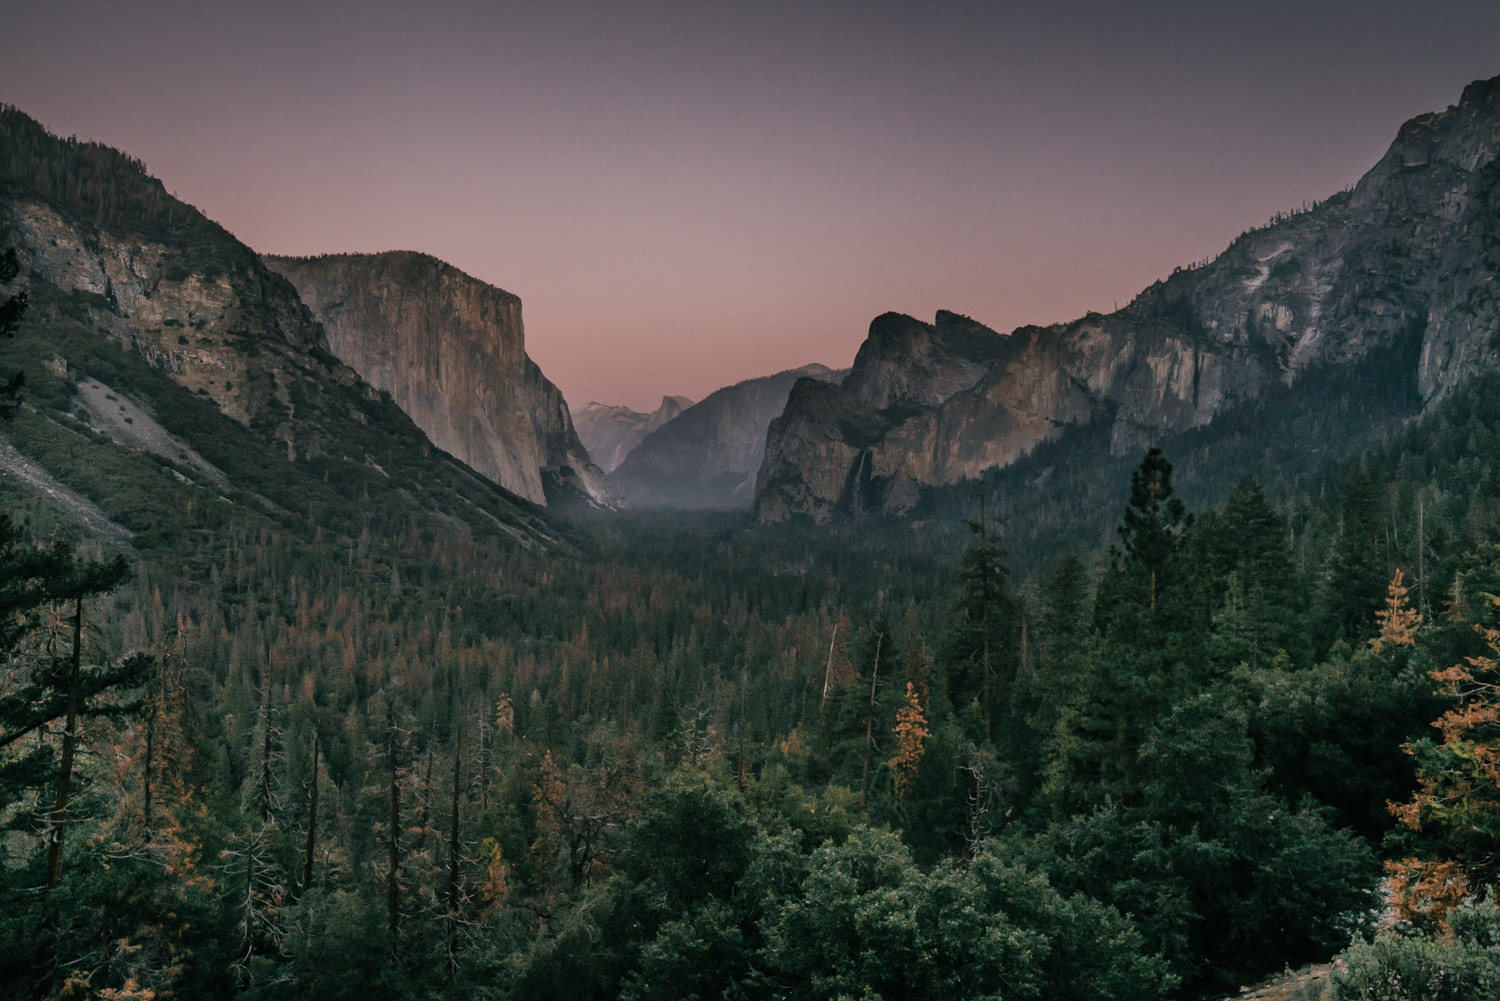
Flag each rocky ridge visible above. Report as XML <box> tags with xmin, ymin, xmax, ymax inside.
<box><xmin>755</xmin><ymin>75</ymin><xmax>1500</xmax><ymax>522</ymax></box>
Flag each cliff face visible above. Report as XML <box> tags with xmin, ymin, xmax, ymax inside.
<box><xmin>613</xmin><ymin>364</ymin><xmax>839</xmax><ymax>509</ymax></box>
<box><xmin>264</xmin><ymin>252</ymin><xmax>617</xmax><ymax>508</ymax></box>
<box><xmin>4</xmin><ymin>185</ymin><xmax>346</xmax><ymax>458</ymax></box>
<box><xmin>573</xmin><ymin>395</ymin><xmax>693</xmax><ymax>473</ymax></box>
<box><xmin>755</xmin><ymin>75</ymin><xmax>1500</xmax><ymax>522</ymax></box>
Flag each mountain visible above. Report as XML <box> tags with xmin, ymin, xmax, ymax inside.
<box><xmin>0</xmin><ymin>105</ymin><xmax>568</xmax><ymax>550</ymax></box>
<box><xmin>573</xmin><ymin>395</ymin><xmax>693</xmax><ymax>473</ymax></box>
<box><xmin>755</xmin><ymin>74</ymin><xmax>1500</xmax><ymax>523</ymax></box>
<box><xmin>264</xmin><ymin>252</ymin><xmax>616</xmax><ymax>509</ymax></box>
<box><xmin>613</xmin><ymin>363</ymin><xmax>840</xmax><ymax>509</ymax></box>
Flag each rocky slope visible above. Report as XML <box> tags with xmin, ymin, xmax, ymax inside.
<box><xmin>0</xmin><ymin>106</ymin><xmax>565</xmax><ymax>549</ymax></box>
<box><xmin>573</xmin><ymin>395</ymin><xmax>692</xmax><ymax>473</ymax></box>
<box><xmin>756</xmin><ymin>74</ymin><xmax>1500</xmax><ymax>522</ymax></box>
<box><xmin>265</xmin><ymin>252</ymin><xmax>617</xmax><ymax>509</ymax></box>
<box><xmin>614</xmin><ymin>364</ymin><xmax>839</xmax><ymax>509</ymax></box>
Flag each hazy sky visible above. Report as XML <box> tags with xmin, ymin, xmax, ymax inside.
<box><xmin>5</xmin><ymin>2</ymin><xmax>1499</xmax><ymax>411</ymax></box>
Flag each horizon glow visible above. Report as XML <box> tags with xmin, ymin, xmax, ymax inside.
<box><xmin>4</xmin><ymin>1</ymin><xmax>1499</xmax><ymax>412</ymax></box>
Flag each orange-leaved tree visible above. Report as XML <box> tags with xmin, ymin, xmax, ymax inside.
<box><xmin>891</xmin><ymin>681</ymin><xmax>930</xmax><ymax>801</ymax></box>
<box><xmin>1387</xmin><ymin>592</ymin><xmax>1500</xmax><ymax>926</ymax></box>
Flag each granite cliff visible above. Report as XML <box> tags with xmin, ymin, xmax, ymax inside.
<box><xmin>264</xmin><ymin>252</ymin><xmax>616</xmax><ymax>509</ymax></box>
<box><xmin>0</xmin><ymin>106</ymin><xmax>566</xmax><ymax>548</ymax></box>
<box><xmin>573</xmin><ymin>395</ymin><xmax>693</xmax><ymax>473</ymax></box>
<box><xmin>614</xmin><ymin>364</ymin><xmax>840</xmax><ymax>509</ymax></box>
<box><xmin>756</xmin><ymin>74</ymin><xmax>1500</xmax><ymax>522</ymax></box>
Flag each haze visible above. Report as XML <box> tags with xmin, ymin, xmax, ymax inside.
<box><xmin>4</xmin><ymin>1</ymin><xmax>1498</xmax><ymax>411</ymax></box>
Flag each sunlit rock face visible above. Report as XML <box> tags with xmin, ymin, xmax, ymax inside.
<box><xmin>5</xmin><ymin>190</ymin><xmax>341</xmax><ymax>458</ymax></box>
<box><xmin>612</xmin><ymin>364</ymin><xmax>840</xmax><ymax>509</ymax></box>
<box><xmin>755</xmin><ymin>75</ymin><xmax>1500</xmax><ymax>523</ymax></box>
<box><xmin>265</xmin><ymin>251</ymin><xmax>617</xmax><ymax>508</ymax></box>
<box><xmin>573</xmin><ymin>396</ymin><xmax>693</xmax><ymax>474</ymax></box>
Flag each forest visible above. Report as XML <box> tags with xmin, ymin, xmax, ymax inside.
<box><xmin>5</xmin><ymin>344</ymin><xmax>1500</xmax><ymax>998</ymax></box>
<box><xmin>3</xmin><ymin>113</ymin><xmax>1500</xmax><ymax>998</ymax></box>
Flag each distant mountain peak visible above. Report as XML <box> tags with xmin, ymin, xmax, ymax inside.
<box><xmin>574</xmin><ymin>395</ymin><xmax>695</xmax><ymax>473</ymax></box>
<box><xmin>611</xmin><ymin>364</ymin><xmax>842</xmax><ymax>509</ymax></box>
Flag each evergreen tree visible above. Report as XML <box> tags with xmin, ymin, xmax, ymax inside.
<box><xmin>0</xmin><ymin>523</ymin><xmax>153</xmax><ymax>995</ymax></box>
<box><xmin>1046</xmin><ymin>450</ymin><xmax>1206</xmax><ymax>816</ymax></box>
<box><xmin>1201</xmin><ymin>476</ymin><xmax>1309</xmax><ymax>670</ymax></box>
<box><xmin>0</xmin><ymin>245</ymin><xmax>27</xmax><ymax>415</ymax></box>
<box><xmin>938</xmin><ymin>490</ymin><xmax>1021</xmax><ymax>742</ymax></box>
<box><xmin>1112</xmin><ymin>447</ymin><xmax>1192</xmax><ymax>615</ymax></box>
<box><xmin>1318</xmin><ymin>467</ymin><xmax>1389</xmax><ymax>648</ymax></box>
<box><xmin>1387</xmin><ymin>592</ymin><xmax>1500</xmax><ymax>925</ymax></box>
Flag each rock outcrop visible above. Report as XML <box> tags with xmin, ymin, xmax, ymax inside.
<box><xmin>265</xmin><ymin>252</ymin><xmax>617</xmax><ymax>509</ymax></box>
<box><xmin>755</xmin><ymin>74</ymin><xmax>1500</xmax><ymax>522</ymax></box>
<box><xmin>3</xmin><ymin>167</ymin><xmax>345</xmax><ymax>458</ymax></box>
<box><xmin>0</xmin><ymin>106</ymin><xmax>565</xmax><ymax>548</ymax></box>
<box><xmin>614</xmin><ymin>364</ymin><xmax>839</xmax><ymax>509</ymax></box>
<box><xmin>573</xmin><ymin>396</ymin><xmax>693</xmax><ymax>473</ymax></box>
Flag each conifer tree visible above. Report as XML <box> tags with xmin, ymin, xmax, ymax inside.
<box><xmin>890</xmin><ymin>681</ymin><xmax>929</xmax><ymax>801</ymax></box>
<box><xmin>0</xmin><ymin>534</ymin><xmax>150</xmax><ymax>853</ymax></box>
<box><xmin>939</xmin><ymin>488</ymin><xmax>1020</xmax><ymax>741</ymax></box>
<box><xmin>1320</xmin><ymin>467</ymin><xmax>1389</xmax><ymax>647</ymax></box>
<box><xmin>1114</xmin><ymin>447</ymin><xmax>1192</xmax><ymax>613</ymax></box>
<box><xmin>1201</xmin><ymin>475</ymin><xmax>1308</xmax><ymax>669</ymax></box>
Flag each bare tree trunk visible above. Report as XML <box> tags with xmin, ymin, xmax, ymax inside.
<box><xmin>301</xmin><ymin>729</ymin><xmax>319</xmax><ymax>896</ymax></box>
<box><xmin>446</xmin><ymin>740</ymin><xmax>463</xmax><ymax>974</ymax></box>
<box><xmin>387</xmin><ymin>709</ymin><xmax>401</xmax><ymax>956</ymax></box>
<box><xmin>257</xmin><ymin>692</ymin><xmax>274</xmax><ymax>824</ymax></box>
<box><xmin>142</xmin><ymin>691</ymin><xmax>155</xmax><ymax>835</ymax></box>
<box><xmin>861</xmin><ymin>635</ymin><xmax>881</xmax><ymax>805</ymax></box>
<box><xmin>45</xmin><ymin>596</ymin><xmax>84</xmax><ymax>891</ymax></box>
<box><xmin>415</xmin><ymin>746</ymin><xmax>434</xmax><ymax>854</ymax></box>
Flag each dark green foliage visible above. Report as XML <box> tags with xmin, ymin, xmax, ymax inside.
<box><xmin>1028</xmin><ymin>788</ymin><xmax>1375</xmax><ymax>997</ymax></box>
<box><xmin>1200</xmin><ymin>475</ymin><xmax>1310</xmax><ymax>670</ymax></box>
<box><xmin>937</xmin><ymin>498</ymin><xmax>1022</xmax><ymax>740</ymax></box>
<box><xmin>1331</xmin><ymin>896</ymin><xmax>1500</xmax><ymax>1000</ymax></box>
<box><xmin>1241</xmin><ymin>643</ymin><xmax>1435</xmax><ymax>841</ymax></box>
<box><xmin>0</xmin><ymin>516</ymin><xmax>151</xmax><ymax>833</ymax></box>
<box><xmin>1319</xmin><ymin>468</ymin><xmax>1392</xmax><ymax>649</ymax></box>
<box><xmin>0</xmin><ymin>245</ymin><xmax>27</xmax><ymax>415</ymax></box>
<box><xmin>0</xmin><ymin>851</ymin><xmax>235</xmax><ymax>999</ymax></box>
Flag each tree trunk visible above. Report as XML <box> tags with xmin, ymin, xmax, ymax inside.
<box><xmin>45</xmin><ymin>596</ymin><xmax>84</xmax><ymax>891</ymax></box>
<box><xmin>301</xmin><ymin>729</ymin><xmax>319</xmax><ymax>896</ymax></box>
<box><xmin>446</xmin><ymin>740</ymin><xmax>462</xmax><ymax>974</ymax></box>
<box><xmin>387</xmin><ymin>710</ymin><xmax>401</xmax><ymax>955</ymax></box>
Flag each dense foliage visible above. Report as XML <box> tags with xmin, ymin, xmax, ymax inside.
<box><xmin>3</xmin><ymin>393</ymin><xmax>1495</xmax><ymax>999</ymax></box>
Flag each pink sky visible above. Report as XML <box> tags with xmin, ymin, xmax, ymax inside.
<box><xmin>5</xmin><ymin>2</ymin><xmax>1499</xmax><ymax>412</ymax></box>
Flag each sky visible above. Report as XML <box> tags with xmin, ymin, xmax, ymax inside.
<box><xmin>4</xmin><ymin>2</ymin><xmax>1500</xmax><ymax>412</ymax></box>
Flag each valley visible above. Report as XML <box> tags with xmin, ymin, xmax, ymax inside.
<box><xmin>2</xmin><ymin>73</ymin><xmax>1500</xmax><ymax>1000</ymax></box>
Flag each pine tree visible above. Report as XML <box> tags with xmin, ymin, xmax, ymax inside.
<box><xmin>939</xmin><ymin>488</ymin><xmax>1020</xmax><ymax>741</ymax></box>
<box><xmin>1201</xmin><ymin>476</ymin><xmax>1308</xmax><ymax>669</ymax></box>
<box><xmin>1320</xmin><ymin>467</ymin><xmax>1389</xmax><ymax>647</ymax></box>
<box><xmin>1114</xmin><ymin>447</ymin><xmax>1192</xmax><ymax>613</ymax></box>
